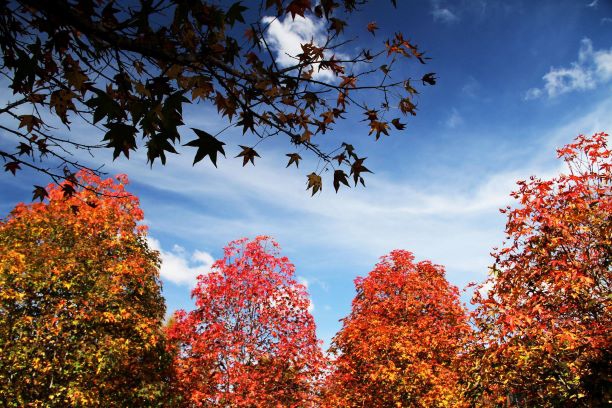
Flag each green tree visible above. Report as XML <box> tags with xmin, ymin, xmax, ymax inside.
<box><xmin>0</xmin><ymin>0</ymin><xmax>435</xmax><ymax>196</ymax></box>
<box><xmin>0</xmin><ymin>171</ymin><xmax>171</xmax><ymax>407</ymax></box>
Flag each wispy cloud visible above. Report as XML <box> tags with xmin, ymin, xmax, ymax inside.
<box><xmin>147</xmin><ymin>237</ymin><xmax>214</xmax><ymax>287</ymax></box>
<box><xmin>461</xmin><ymin>76</ymin><xmax>480</xmax><ymax>97</ymax></box>
<box><xmin>111</xmin><ymin>94</ymin><xmax>612</xmax><ymax>287</ymax></box>
<box><xmin>586</xmin><ymin>0</ymin><xmax>598</xmax><ymax>8</ymax></box>
<box><xmin>430</xmin><ymin>0</ymin><xmax>459</xmax><ymax>23</ymax></box>
<box><xmin>446</xmin><ymin>108</ymin><xmax>464</xmax><ymax>128</ymax></box>
<box><xmin>525</xmin><ymin>38</ymin><xmax>612</xmax><ymax>99</ymax></box>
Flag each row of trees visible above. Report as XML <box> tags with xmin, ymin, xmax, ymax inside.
<box><xmin>0</xmin><ymin>132</ymin><xmax>610</xmax><ymax>406</ymax></box>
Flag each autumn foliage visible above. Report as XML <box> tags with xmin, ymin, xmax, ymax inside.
<box><xmin>468</xmin><ymin>132</ymin><xmax>611</xmax><ymax>406</ymax></box>
<box><xmin>0</xmin><ymin>171</ymin><xmax>170</xmax><ymax>406</ymax></box>
<box><xmin>166</xmin><ymin>236</ymin><xmax>326</xmax><ymax>407</ymax></box>
<box><xmin>0</xmin><ymin>133</ymin><xmax>610</xmax><ymax>406</ymax></box>
<box><xmin>326</xmin><ymin>250</ymin><xmax>471</xmax><ymax>407</ymax></box>
<box><xmin>0</xmin><ymin>0</ymin><xmax>435</xmax><ymax>195</ymax></box>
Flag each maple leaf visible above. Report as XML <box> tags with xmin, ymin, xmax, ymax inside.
<box><xmin>286</xmin><ymin>0</ymin><xmax>311</xmax><ymax>20</ymax></box>
<box><xmin>184</xmin><ymin>128</ymin><xmax>226</xmax><ymax>167</ymax></box>
<box><xmin>31</xmin><ymin>185</ymin><xmax>48</xmax><ymax>202</ymax></box>
<box><xmin>300</xmin><ymin>129</ymin><xmax>313</xmax><ymax>143</ymax></box>
<box><xmin>334</xmin><ymin>153</ymin><xmax>346</xmax><ymax>165</ymax></box>
<box><xmin>320</xmin><ymin>0</ymin><xmax>339</xmax><ymax>18</ymax></box>
<box><xmin>49</xmin><ymin>89</ymin><xmax>76</xmax><ymax>124</ymax></box>
<box><xmin>17</xmin><ymin>115</ymin><xmax>42</xmax><ymax>133</ymax></box>
<box><xmin>364</xmin><ymin>109</ymin><xmax>378</xmax><ymax>121</ymax></box>
<box><xmin>4</xmin><ymin>161</ymin><xmax>21</xmax><ymax>175</ymax></box>
<box><xmin>85</xmin><ymin>89</ymin><xmax>123</xmax><ymax>124</ymax></box>
<box><xmin>350</xmin><ymin>157</ymin><xmax>372</xmax><ymax>186</ymax></box>
<box><xmin>226</xmin><ymin>2</ymin><xmax>248</xmax><ymax>26</ymax></box>
<box><xmin>391</xmin><ymin>118</ymin><xmax>406</xmax><ymax>130</ymax></box>
<box><xmin>306</xmin><ymin>172</ymin><xmax>322</xmax><ymax>195</ymax></box>
<box><xmin>286</xmin><ymin>153</ymin><xmax>302</xmax><ymax>168</ymax></box>
<box><xmin>367</xmin><ymin>21</ymin><xmax>378</xmax><ymax>35</ymax></box>
<box><xmin>333</xmin><ymin>169</ymin><xmax>350</xmax><ymax>192</ymax></box>
<box><xmin>61</xmin><ymin>183</ymin><xmax>76</xmax><ymax>198</ymax></box>
<box><xmin>369</xmin><ymin>121</ymin><xmax>390</xmax><ymax>140</ymax></box>
<box><xmin>404</xmin><ymin>79</ymin><xmax>419</xmax><ymax>96</ymax></box>
<box><xmin>17</xmin><ymin>142</ymin><xmax>32</xmax><ymax>156</ymax></box>
<box><xmin>236</xmin><ymin>145</ymin><xmax>260</xmax><ymax>166</ymax></box>
<box><xmin>422</xmin><ymin>72</ymin><xmax>437</xmax><ymax>86</ymax></box>
<box><xmin>237</xmin><ymin>111</ymin><xmax>255</xmax><ymax>134</ymax></box>
<box><xmin>342</xmin><ymin>143</ymin><xmax>357</xmax><ymax>160</ymax></box>
<box><xmin>146</xmin><ymin>133</ymin><xmax>179</xmax><ymax>166</ymax></box>
<box><xmin>330</xmin><ymin>18</ymin><xmax>347</xmax><ymax>34</ymax></box>
<box><xmin>399</xmin><ymin>98</ymin><xmax>417</xmax><ymax>116</ymax></box>
<box><xmin>102</xmin><ymin>123</ymin><xmax>137</xmax><ymax>160</ymax></box>
<box><xmin>339</xmin><ymin>76</ymin><xmax>357</xmax><ymax>89</ymax></box>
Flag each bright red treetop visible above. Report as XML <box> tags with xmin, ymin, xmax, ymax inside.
<box><xmin>327</xmin><ymin>250</ymin><xmax>471</xmax><ymax>407</ymax></box>
<box><xmin>470</xmin><ymin>132</ymin><xmax>611</xmax><ymax>406</ymax></box>
<box><xmin>166</xmin><ymin>236</ymin><xmax>325</xmax><ymax>407</ymax></box>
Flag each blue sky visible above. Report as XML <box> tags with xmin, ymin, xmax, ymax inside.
<box><xmin>1</xmin><ymin>0</ymin><xmax>611</xmax><ymax>347</ymax></box>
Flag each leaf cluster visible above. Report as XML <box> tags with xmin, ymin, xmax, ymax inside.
<box><xmin>0</xmin><ymin>0</ymin><xmax>435</xmax><ymax>196</ymax></box>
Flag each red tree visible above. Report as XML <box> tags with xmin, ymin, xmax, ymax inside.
<box><xmin>469</xmin><ymin>132</ymin><xmax>611</xmax><ymax>406</ymax></box>
<box><xmin>166</xmin><ymin>236</ymin><xmax>325</xmax><ymax>407</ymax></box>
<box><xmin>326</xmin><ymin>250</ymin><xmax>471</xmax><ymax>407</ymax></box>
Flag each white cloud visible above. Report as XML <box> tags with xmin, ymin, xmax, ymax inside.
<box><xmin>524</xmin><ymin>87</ymin><xmax>542</xmax><ymax>100</ymax></box>
<box><xmin>446</xmin><ymin>108</ymin><xmax>464</xmax><ymax>128</ymax></box>
<box><xmin>526</xmin><ymin>38</ymin><xmax>612</xmax><ymax>99</ymax></box>
<box><xmin>587</xmin><ymin>0</ymin><xmax>598</xmax><ymax>7</ymax></box>
<box><xmin>261</xmin><ymin>15</ymin><xmax>346</xmax><ymax>82</ymax></box>
<box><xmin>602</xmin><ymin>17</ymin><xmax>612</xmax><ymax>24</ymax></box>
<box><xmin>147</xmin><ymin>237</ymin><xmax>214</xmax><ymax>287</ymax></box>
<box><xmin>431</xmin><ymin>1</ymin><xmax>459</xmax><ymax>23</ymax></box>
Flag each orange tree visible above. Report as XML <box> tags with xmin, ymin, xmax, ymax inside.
<box><xmin>0</xmin><ymin>171</ymin><xmax>171</xmax><ymax>406</ymax></box>
<box><xmin>0</xmin><ymin>0</ymin><xmax>436</xmax><ymax>195</ymax></box>
<box><xmin>166</xmin><ymin>236</ymin><xmax>326</xmax><ymax>407</ymax></box>
<box><xmin>326</xmin><ymin>250</ymin><xmax>472</xmax><ymax>407</ymax></box>
<box><xmin>468</xmin><ymin>132</ymin><xmax>611</xmax><ymax>406</ymax></box>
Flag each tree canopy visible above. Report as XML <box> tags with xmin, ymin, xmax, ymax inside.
<box><xmin>166</xmin><ymin>236</ymin><xmax>326</xmax><ymax>407</ymax></box>
<box><xmin>0</xmin><ymin>0</ymin><xmax>436</xmax><ymax>197</ymax></box>
<box><xmin>468</xmin><ymin>132</ymin><xmax>611</xmax><ymax>407</ymax></box>
<box><xmin>326</xmin><ymin>250</ymin><xmax>471</xmax><ymax>407</ymax></box>
<box><xmin>0</xmin><ymin>171</ymin><xmax>171</xmax><ymax>406</ymax></box>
